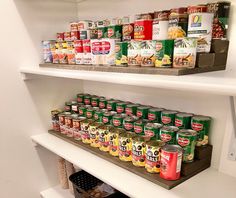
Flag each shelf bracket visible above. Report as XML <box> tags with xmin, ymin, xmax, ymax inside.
<box><xmin>228</xmin><ymin>96</ymin><xmax>236</xmax><ymax>161</ymax></box>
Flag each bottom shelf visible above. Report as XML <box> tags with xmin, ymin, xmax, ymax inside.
<box><xmin>40</xmin><ymin>185</ymin><xmax>74</xmax><ymax>198</ymax></box>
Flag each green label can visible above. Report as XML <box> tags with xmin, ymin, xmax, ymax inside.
<box><xmin>191</xmin><ymin>115</ymin><xmax>211</xmax><ymax>146</ymax></box>
<box><xmin>91</xmin><ymin>97</ymin><xmax>100</xmax><ymax>107</ymax></box>
<box><xmin>175</xmin><ymin>112</ymin><xmax>193</xmax><ymax>129</ymax></box>
<box><xmin>107</xmin><ymin>100</ymin><xmax>118</xmax><ymax>111</ymax></box>
<box><xmin>136</xmin><ymin>106</ymin><xmax>150</xmax><ymax>119</ymax></box>
<box><xmin>116</xmin><ymin>102</ymin><xmax>127</xmax><ymax>114</ymax></box>
<box><xmin>86</xmin><ymin>108</ymin><xmax>95</xmax><ymax>119</ymax></box>
<box><xmin>77</xmin><ymin>93</ymin><xmax>85</xmax><ymax>103</ymax></box>
<box><xmin>79</xmin><ymin>106</ymin><xmax>87</xmax><ymax>116</ymax></box>
<box><xmin>102</xmin><ymin>112</ymin><xmax>113</xmax><ymax>125</ymax></box>
<box><xmin>115</xmin><ymin>42</ymin><xmax>128</xmax><ymax>66</ymax></box>
<box><xmin>134</xmin><ymin>119</ymin><xmax>149</xmax><ymax>135</ymax></box>
<box><xmin>112</xmin><ymin>114</ymin><xmax>126</xmax><ymax>128</ymax></box>
<box><xmin>94</xmin><ymin>110</ymin><xmax>104</xmax><ymax>122</ymax></box>
<box><xmin>155</xmin><ymin>40</ymin><xmax>174</xmax><ymax>67</ymax></box>
<box><xmin>159</xmin><ymin>126</ymin><xmax>179</xmax><ymax>144</ymax></box>
<box><xmin>177</xmin><ymin>129</ymin><xmax>197</xmax><ymax>162</ymax></box>
<box><xmin>64</xmin><ymin>101</ymin><xmax>72</xmax><ymax>112</ymax></box>
<box><xmin>97</xmin><ymin>27</ymin><xmax>108</xmax><ymax>39</ymax></box>
<box><xmin>125</xmin><ymin>104</ymin><xmax>139</xmax><ymax>116</ymax></box>
<box><xmin>144</xmin><ymin>122</ymin><xmax>163</xmax><ymax>140</ymax></box>
<box><xmin>99</xmin><ymin>98</ymin><xmax>107</xmax><ymax>109</ymax></box>
<box><xmin>107</xmin><ymin>25</ymin><xmax>122</xmax><ymax>39</ymax></box>
<box><xmin>84</xmin><ymin>95</ymin><xmax>91</xmax><ymax>105</ymax></box>
<box><xmin>161</xmin><ymin>110</ymin><xmax>178</xmax><ymax>126</ymax></box>
<box><xmin>123</xmin><ymin>116</ymin><xmax>138</xmax><ymax>131</ymax></box>
<box><xmin>148</xmin><ymin>108</ymin><xmax>164</xmax><ymax>122</ymax></box>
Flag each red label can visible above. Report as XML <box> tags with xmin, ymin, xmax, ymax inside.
<box><xmin>134</xmin><ymin>19</ymin><xmax>153</xmax><ymax>40</ymax></box>
<box><xmin>64</xmin><ymin>32</ymin><xmax>71</xmax><ymax>42</ymax></box>
<box><xmin>71</xmin><ymin>31</ymin><xmax>80</xmax><ymax>41</ymax></box>
<box><xmin>160</xmin><ymin>145</ymin><xmax>183</xmax><ymax>180</ymax></box>
<box><xmin>57</xmin><ymin>33</ymin><xmax>64</xmax><ymax>42</ymax></box>
<box><xmin>74</xmin><ymin>40</ymin><xmax>83</xmax><ymax>53</ymax></box>
<box><xmin>82</xmin><ymin>39</ymin><xmax>91</xmax><ymax>53</ymax></box>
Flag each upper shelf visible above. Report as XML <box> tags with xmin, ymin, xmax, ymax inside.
<box><xmin>20</xmin><ymin>66</ymin><xmax>236</xmax><ymax>96</ymax></box>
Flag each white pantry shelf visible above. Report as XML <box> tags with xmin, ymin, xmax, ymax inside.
<box><xmin>40</xmin><ymin>185</ymin><xmax>74</xmax><ymax>198</ymax></box>
<box><xmin>20</xmin><ymin>67</ymin><xmax>236</xmax><ymax>96</ymax></box>
<box><xmin>32</xmin><ymin>133</ymin><xmax>236</xmax><ymax>198</ymax></box>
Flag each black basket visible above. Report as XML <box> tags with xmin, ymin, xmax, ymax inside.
<box><xmin>69</xmin><ymin>170</ymin><xmax>129</xmax><ymax>198</ymax></box>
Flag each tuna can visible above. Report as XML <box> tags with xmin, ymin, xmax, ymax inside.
<box><xmin>99</xmin><ymin>98</ymin><xmax>107</xmax><ymax>109</ymax></box>
<box><xmin>102</xmin><ymin>112</ymin><xmax>113</xmax><ymax>125</ymax></box>
<box><xmin>116</xmin><ymin>102</ymin><xmax>127</xmax><ymax>114</ymax></box>
<box><xmin>168</xmin><ymin>7</ymin><xmax>188</xmax><ymax>39</ymax></box>
<box><xmin>132</xmin><ymin>136</ymin><xmax>150</xmax><ymax>167</ymax></box>
<box><xmin>98</xmin><ymin>125</ymin><xmax>114</xmax><ymax>152</ymax></box>
<box><xmin>119</xmin><ymin>132</ymin><xmax>136</xmax><ymax>162</ymax></box>
<box><xmin>97</xmin><ymin>27</ymin><xmax>108</xmax><ymax>39</ymax></box>
<box><xmin>159</xmin><ymin>126</ymin><xmax>179</xmax><ymax>144</ymax></box>
<box><xmin>81</xmin><ymin>119</ymin><xmax>94</xmax><ymax>144</ymax></box>
<box><xmin>144</xmin><ymin>122</ymin><xmax>163</xmax><ymax>140</ymax></box>
<box><xmin>65</xmin><ymin>114</ymin><xmax>73</xmax><ymax>137</ymax></box>
<box><xmin>57</xmin><ymin>33</ymin><xmax>64</xmax><ymax>42</ymax></box>
<box><xmin>141</xmin><ymin>40</ymin><xmax>156</xmax><ymax>67</ymax></box>
<box><xmin>153</xmin><ymin>10</ymin><xmax>170</xmax><ymax>40</ymax></box>
<box><xmin>72</xmin><ymin>116</ymin><xmax>86</xmax><ymax>140</ymax></box>
<box><xmin>91</xmin><ymin>97</ymin><xmax>99</xmax><ymax>107</ymax></box>
<box><xmin>134</xmin><ymin>119</ymin><xmax>149</xmax><ymax>135</ymax></box>
<box><xmin>94</xmin><ymin>110</ymin><xmax>104</xmax><ymax>122</ymax></box>
<box><xmin>77</xmin><ymin>93</ymin><xmax>84</xmax><ymax>103</ymax></box>
<box><xmin>160</xmin><ymin>144</ymin><xmax>183</xmax><ymax>180</ymax></box>
<box><xmin>191</xmin><ymin>115</ymin><xmax>211</xmax><ymax>146</ymax></box>
<box><xmin>125</xmin><ymin>104</ymin><xmax>140</xmax><ymax>116</ymax></box>
<box><xmin>161</xmin><ymin>110</ymin><xmax>178</xmax><ymax>126</ymax></box>
<box><xmin>148</xmin><ymin>108</ymin><xmax>164</xmax><ymax>122</ymax></box>
<box><xmin>107</xmin><ymin>100</ymin><xmax>118</xmax><ymax>111</ymax></box>
<box><xmin>64</xmin><ymin>101</ymin><xmax>72</xmax><ymax>112</ymax></box>
<box><xmin>84</xmin><ymin>95</ymin><xmax>91</xmax><ymax>105</ymax></box>
<box><xmin>175</xmin><ymin>112</ymin><xmax>193</xmax><ymax>129</ymax></box>
<box><xmin>89</xmin><ymin>122</ymin><xmax>103</xmax><ymax>148</ymax></box>
<box><xmin>64</xmin><ymin>32</ymin><xmax>71</xmax><ymax>41</ymax></box>
<box><xmin>112</xmin><ymin>114</ymin><xmax>126</xmax><ymax>128</ymax></box>
<box><xmin>123</xmin><ymin>116</ymin><xmax>137</xmax><ymax>131</ymax></box>
<box><xmin>137</xmin><ymin>106</ymin><xmax>150</xmax><ymax>119</ymax></box>
<box><xmin>134</xmin><ymin>19</ymin><xmax>153</xmax><ymax>40</ymax></box>
<box><xmin>187</xmin><ymin>12</ymin><xmax>214</xmax><ymax>53</ymax></box>
<box><xmin>78</xmin><ymin>106</ymin><xmax>87</xmax><ymax>117</ymax></box>
<box><xmin>107</xmin><ymin>25</ymin><xmax>122</xmax><ymax>40</ymax></box>
<box><xmin>109</xmin><ymin>128</ymin><xmax>124</xmax><ymax>156</ymax></box>
<box><xmin>128</xmin><ymin>40</ymin><xmax>142</xmax><ymax>66</ymax></box>
<box><xmin>155</xmin><ymin>40</ymin><xmax>174</xmax><ymax>67</ymax></box>
<box><xmin>177</xmin><ymin>129</ymin><xmax>197</xmax><ymax>163</ymax></box>
<box><xmin>86</xmin><ymin>107</ymin><xmax>95</xmax><ymax>119</ymax></box>
<box><xmin>51</xmin><ymin>110</ymin><xmax>62</xmax><ymax>132</ymax></box>
<box><xmin>173</xmin><ymin>37</ymin><xmax>197</xmax><ymax>68</ymax></box>
<box><xmin>122</xmin><ymin>23</ymin><xmax>134</xmax><ymax>41</ymax></box>
<box><xmin>115</xmin><ymin>42</ymin><xmax>128</xmax><ymax>66</ymax></box>
<box><xmin>145</xmin><ymin>140</ymin><xmax>165</xmax><ymax>173</ymax></box>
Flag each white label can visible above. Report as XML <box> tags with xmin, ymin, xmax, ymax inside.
<box><xmin>152</xmin><ymin>20</ymin><xmax>169</xmax><ymax>40</ymax></box>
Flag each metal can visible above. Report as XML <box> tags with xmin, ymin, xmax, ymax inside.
<box><xmin>144</xmin><ymin>122</ymin><xmax>163</xmax><ymax>140</ymax></box>
<box><xmin>84</xmin><ymin>95</ymin><xmax>91</xmax><ymax>105</ymax></box>
<box><xmin>82</xmin><ymin>39</ymin><xmax>92</xmax><ymax>65</ymax></box>
<box><xmin>148</xmin><ymin>108</ymin><xmax>164</xmax><ymax>122</ymax></box>
<box><xmin>89</xmin><ymin>122</ymin><xmax>103</xmax><ymax>147</ymax></box>
<box><xmin>145</xmin><ymin>140</ymin><xmax>165</xmax><ymax>173</ymax></box>
<box><xmin>160</xmin><ymin>144</ymin><xmax>183</xmax><ymax>180</ymax></box>
<box><xmin>168</xmin><ymin>7</ymin><xmax>188</xmax><ymax>39</ymax></box>
<box><xmin>107</xmin><ymin>100</ymin><xmax>118</xmax><ymax>111</ymax></box>
<box><xmin>115</xmin><ymin>42</ymin><xmax>128</xmax><ymax>66</ymax></box>
<box><xmin>109</xmin><ymin>128</ymin><xmax>124</xmax><ymax>156</ymax></box>
<box><xmin>57</xmin><ymin>33</ymin><xmax>64</xmax><ymax>42</ymax></box>
<box><xmin>134</xmin><ymin>19</ymin><xmax>153</xmax><ymax>40</ymax></box>
<box><xmin>72</xmin><ymin>116</ymin><xmax>86</xmax><ymax>140</ymax></box>
<box><xmin>153</xmin><ymin>10</ymin><xmax>170</xmax><ymax>40</ymax></box>
<box><xmin>99</xmin><ymin>125</ymin><xmax>114</xmax><ymax>152</ymax></box>
<box><xmin>94</xmin><ymin>110</ymin><xmax>104</xmax><ymax>122</ymax></box>
<box><xmin>102</xmin><ymin>112</ymin><xmax>113</xmax><ymax>125</ymax></box>
<box><xmin>65</xmin><ymin>114</ymin><xmax>73</xmax><ymax>137</ymax></box>
<box><xmin>191</xmin><ymin>115</ymin><xmax>211</xmax><ymax>146</ymax></box>
<box><xmin>74</xmin><ymin>40</ymin><xmax>84</xmax><ymax>65</ymax></box>
<box><xmin>64</xmin><ymin>32</ymin><xmax>71</xmax><ymax>41</ymax></box>
<box><xmin>155</xmin><ymin>40</ymin><xmax>174</xmax><ymax>68</ymax></box>
<box><xmin>51</xmin><ymin>110</ymin><xmax>62</xmax><ymax>132</ymax></box>
<box><xmin>71</xmin><ymin>103</ymin><xmax>79</xmax><ymax>114</ymax></box>
<box><xmin>97</xmin><ymin>27</ymin><xmax>108</xmax><ymax>39</ymax></box>
<box><xmin>99</xmin><ymin>98</ymin><xmax>107</xmax><ymax>109</ymax></box>
<box><xmin>122</xmin><ymin>23</ymin><xmax>134</xmax><ymax>41</ymax></box>
<box><xmin>116</xmin><ymin>102</ymin><xmax>127</xmax><ymax>114</ymax></box>
<box><xmin>64</xmin><ymin>101</ymin><xmax>72</xmax><ymax>112</ymax></box>
<box><xmin>90</xmin><ymin>28</ymin><xmax>98</xmax><ymax>39</ymax></box>
<box><xmin>71</xmin><ymin>31</ymin><xmax>80</xmax><ymax>41</ymax></box>
<box><xmin>86</xmin><ymin>107</ymin><xmax>95</xmax><ymax>119</ymax></box>
<box><xmin>132</xmin><ymin>136</ymin><xmax>150</xmax><ymax>167</ymax></box>
<box><xmin>112</xmin><ymin>114</ymin><xmax>126</xmax><ymax>128</ymax></box>
<box><xmin>141</xmin><ymin>40</ymin><xmax>156</xmax><ymax>67</ymax></box>
<box><xmin>119</xmin><ymin>132</ymin><xmax>136</xmax><ymax>161</ymax></box>
<box><xmin>80</xmin><ymin>30</ymin><xmax>90</xmax><ymax>40</ymax></box>
<box><xmin>70</xmin><ymin>22</ymin><xmax>78</xmax><ymax>32</ymax></box>
<box><xmin>187</xmin><ymin>5</ymin><xmax>208</xmax><ymax>14</ymax></box>
<box><xmin>58</xmin><ymin>112</ymin><xmax>70</xmax><ymax>134</ymax></box>
<box><xmin>123</xmin><ymin>116</ymin><xmax>138</xmax><ymax>131</ymax></box>
<box><xmin>125</xmin><ymin>104</ymin><xmax>139</xmax><ymax>116</ymax></box>
<box><xmin>78</xmin><ymin>106</ymin><xmax>86</xmax><ymax>117</ymax></box>
<box><xmin>136</xmin><ymin>106</ymin><xmax>150</xmax><ymax>119</ymax></box>
<box><xmin>67</xmin><ymin>41</ymin><xmax>76</xmax><ymax>65</ymax></box>
<box><xmin>175</xmin><ymin>112</ymin><xmax>193</xmax><ymax>129</ymax></box>
<box><xmin>77</xmin><ymin>20</ymin><xmax>93</xmax><ymax>30</ymax></box>
<box><xmin>91</xmin><ymin>97</ymin><xmax>99</xmax><ymax>107</ymax></box>
<box><xmin>107</xmin><ymin>25</ymin><xmax>122</xmax><ymax>40</ymax></box>
<box><xmin>134</xmin><ymin>119</ymin><xmax>149</xmax><ymax>135</ymax></box>
<box><xmin>128</xmin><ymin>40</ymin><xmax>142</xmax><ymax>66</ymax></box>
<box><xmin>177</xmin><ymin>129</ymin><xmax>197</xmax><ymax>163</ymax></box>
<box><xmin>42</xmin><ymin>40</ymin><xmax>54</xmax><ymax>63</ymax></box>
<box><xmin>58</xmin><ymin>42</ymin><xmax>68</xmax><ymax>64</ymax></box>
<box><xmin>159</xmin><ymin>126</ymin><xmax>179</xmax><ymax>144</ymax></box>
<box><xmin>161</xmin><ymin>110</ymin><xmax>178</xmax><ymax>126</ymax></box>
<box><xmin>81</xmin><ymin>119</ymin><xmax>94</xmax><ymax>144</ymax></box>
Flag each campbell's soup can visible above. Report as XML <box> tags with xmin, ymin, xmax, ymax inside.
<box><xmin>160</xmin><ymin>144</ymin><xmax>183</xmax><ymax>180</ymax></box>
<box><xmin>122</xmin><ymin>23</ymin><xmax>134</xmax><ymax>41</ymax></box>
<box><xmin>74</xmin><ymin>40</ymin><xmax>84</xmax><ymax>64</ymax></box>
<box><xmin>57</xmin><ymin>33</ymin><xmax>64</xmax><ymax>42</ymax></box>
<box><xmin>91</xmin><ymin>39</ymin><xmax>103</xmax><ymax>65</ymax></box>
<box><xmin>77</xmin><ymin>20</ymin><xmax>93</xmax><ymax>31</ymax></box>
<box><xmin>152</xmin><ymin>10</ymin><xmax>170</xmax><ymax>40</ymax></box>
<box><xmin>82</xmin><ymin>39</ymin><xmax>92</xmax><ymax>65</ymax></box>
<box><xmin>70</xmin><ymin>22</ymin><xmax>78</xmax><ymax>32</ymax></box>
<box><xmin>64</xmin><ymin>32</ymin><xmax>71</xmax><ymax>41</ymax></box>
<box><xmin>134</xmin><ymin>19</ymin><xmax>153</xmax><ymax>40</ymax></box>
<box><xmin>71</xmin><ymin>31</ymin><xmax>80</xmax><ymax>41</ymax></box>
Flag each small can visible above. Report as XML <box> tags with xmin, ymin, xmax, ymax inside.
<box><xmin>128</xmin><ymin>40</ymin><xmax>142</xmax><ymax>66</ymax></box>
<box><xmin>136</xmin><ymin>106</ymin><xmax>150</xmax><ymax>119</ymax></box>
<box><xmin>177</xmin><ymin>129</ymin><xmax>197</xmax><ymax>163</ymax></box>
<box><xmin>145</xmin><ymin>140</ymin><xmax>165</xmax><ymax>173</ymax></box>
<box><xmin>144</xmin><ymin>122</ymin><xmax>163</xmax><ymax>140</ymax></box>
<box><xmin>141</xmin><ymin>40</ymin><xmax>156</xmax><ymax>67</ymax></box>
<box><xmin>64</xmin><ymin>101</ymin><xmax>72</xmax><ymax>112</ymax></box>
<box><xmin>89</xmin><ymin>122</ymin><xmax>103</xmax><ymax>147</ymax></box>
<box><xmin>65</xmin><ymin>114</ymin><xmax>73</xmax><ymax>137</ymax></box>
<box><xmin>97</xmin><ymin>27</ymin><xmax>108</xmax><ymax>39</ymax></box>
<box><xmin>109</xmin><ymin>128</ymin><xmax>124</xmax><ymax>156</ymax></box>
<box><xmin>115</xmin><ymin>42</ymin><xmax>128</xmax><ymax>66</ymax></box>
<box><xmin>122</xmin><ymin>23</ymin><xmax>134</xmax><ymax>41</ymax></box>
<box><xmin>134</xmin><ymin>19</ymin><xmax>153</xmax><ymax>40</ymax></box>
<box><xmin>86</xmin><ymin>107</ymin><xmax>95</xmax><ymax>119</ymax></box>
<box><xmin>64</xmin><ymin>32</ymin><xmax>71</xmax><ymax>41</ymax></box>
<box><xmin>102</xmin><ymin>112</ymin><xmax>113</xmax><ymax>125</ymax></box>
<box><xmin>70</xmin><ymin>22</ymin><xmax>78</xmax><ymax>32</ymax></box>
<box><xmin>58</xmin><ymin>112</ymin><xmax>70</xmax><ymax>134</ymax></box>
<box><xmin>51</xmin><ymin>110</ymin><xmax>62</xmax><ymax>132</ymax></box>
<box><xmin>155</xmin><ymin>40</ymin><xmax>174</xmax><ymax>67</ymax></box>
<box><xmin>112</xmin><ymin>114</ymin><xmax>126</xmax><ymax>128</ymax></box>
<box><xmin>175</xmin><ymin>112</ymin><xmax>193</xmax><ymax>129</ymax></box>
<box><xmin>99</xmin><ymin>125</ymin><xmax>114</xmax><ymax>152</ymax></box>
<box><xmin>152</xmin><ymin>10</ymin><xmax>170</xmax><ymax>40</ymax></box>
<box><xmin>160</xmin><ymin>144</ymin><xmax>183</xmax><ymax>180</ymax></box>
<box><xmin>78</xmin><ymin>106</ymin><xmax>87</xmax><ymax>117</ymax></box>
<box><xmin>191</xmin><ymin>115</ymin><xmax>211</xmax><ymax>146</ymax></box>
<box><xmin>134</xmin><ymin>119</ymin><xmax>149</xmax><ymax>135</ymax></box>
<box><xmin>80</xmin><ymin>30</ymin><xmax>90</xmax><ymax>40</ymax></box>
<box><xmin>107</xmin><ymin>25</ymin><xmax>122</xmax><ymax>40</ymax></box>
<box><xmin>57</xmin><ymin>33</ymin><xmax>64</xmax><ymax>42</ymax></box>
<box><xmin>132</xmin><ymin>136</ymin><xmax>150</xmax><ymax>167</ymax></box>
<box><xmin>161</xmin><ymin>110</ymin><xmax>178</xmax><ymax>126</ymax></box>
<box><xmin>148</xmin><ymin>108</ymin><xmax>164</xmax><ymax>122</ymax></box>
<box><xmin>107</xmin><ymin>100</ymin><xmax>118</xmax><ymax>111</ymax></box>
<box><xmin>84</xmin><ymin>95</ymin><xmax>91</xmax><ymax>105</ymax></box>
<box><xmin>159</xmin><ymin>126</ymin><xmax>179</xmax><ymax>144</ymax></box>
<box><xmin>125</xmin><ymin>104</ymin><xmax>139</xmax><ymax>116</ymax></box>
<box><xmin>91</xmin><ymin>97</ymin><xmax>99</xmax><ymax>107</ymax></box>
<box><xmin>99</xmin><ymin>98</ymin><xmax>107</xmax><ymax>109</ymax></box>
<box><xmin>81</xmin><ymin>119</ymin><xmax>94</xmax><ymax>144</ymax></box>
<box><xmin>119</xmin><ymin>132</ymin><xmax>136</xmax><ymax>161</ymax></box>
<box><xmin>123</xmin><ymin>116</ymin><xmax>138</xmax><ymax>131</ymax></box>
<box><xmin>94</xmin><ymin>110</ymin><xmax>104</xmax><ymax>122</ymax></box>
<box><xmin>72</xmin><ymin>116</ymin><xmax>86</xmax><ymax>140</ymax></box>
<box><xmin>116</xmin><ymin>102</ymin><xmax>127</xmax><ymax>114</ymax></box>
<box><xmin>71</xmin><ymin>31</ymin><xmax>80</xmax><ymax>41</ymax></box>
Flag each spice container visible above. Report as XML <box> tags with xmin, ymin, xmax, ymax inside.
<box><xmin>159</xmin><ymin>126</ymin><xmax>179</xmax><ymax>145</ymax></box>
<box><xmin>109</xmin><ymin>128</ymin><xmax>124</xmax><ymax>156</ymax></box>
<box><xmin>153</xmin><ymin>10</ymin><xmax>170</xmax><ymax>40</ymax></box>
<box><xmin>119</xmin><ymin>132</ymin><xmax>136</xmax><ymax>161</ymax></box>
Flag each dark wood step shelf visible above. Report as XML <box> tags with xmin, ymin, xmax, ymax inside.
<box><xmin>48</xmin><ymin>130</ymin><xmax>212</xmax><ymax>190</ymax></box>
<box><xmin>40</xmin><ymin>63</ymin><xmax>226</xmax><ymax>76</ymax></box>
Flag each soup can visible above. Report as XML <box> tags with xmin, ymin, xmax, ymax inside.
<box><xmin>161</xmin><ymin>110</ymin><xmax>178</xmax><ymax>126</ymax></box>
<box><xmin>72</xmin><ymin>116</ymin><xmax>86</xmax><ymax>140</ymax></box>
<box><xmin>65</xmin><ymin>114</ymin><xmax>74</xmax><ymax>137</ymax></box>
<box><xmin>81</xmin><ymin>119</ymin><xmax>94</xmax><ymax>144</ymax></box>
<box><xmin>58</xmin><ymin>112</ymin><xmax>70</xmax><ymax>134</ymax></box>
<box><xmin>89</xmin><ymin>122</ymin><xmax>103</xmax><ymax>148</ymax></box>
<box><xmin>134</xmin><ymin>19</ymin><xmax>153</xmax><ymax>40</ymax></box>
<box><xmin>159</xmin><ymin>126</ymin><xmax>179</xmax><ymax>145</ymax></box>
<box><xmin>119</xmin><ymin>132</ymin><xmax>136</xmax><ymax>161</ymax></box>
<box><xmin>98</xmin><ymin>125</ymin><xmax>114</xmax><ymax>152</ymax></box>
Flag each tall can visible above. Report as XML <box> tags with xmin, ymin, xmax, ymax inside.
<box><xmin>91</xmin><ymin>39</ymin><xmax>103</xmax><ymax>65</ymax></box>
<box><xmin>160</xmin><ymin>145</ymin><xmax>183</xmax><ymax>180</ymax></box>
<box><xmin>128</xmin><ymin>40</ymin><xmax>142</xmax><ymax>66</ymax></box>
<box><xmin>72</xmin><ymin>116</ymin><xmax>86</xmax><ymax>140</ymax></box>
<box><xmin>74</xmin><ymin>40</ymin><xmax>84</xmax><ymax>65</ymax></box>
<box><xmin>161</xmin><ymin>110</ymin><xmax>178</xmax><ymax>126</ymax></box>
<box><xmin>65</xmin><ymin>114</ymin><xmax>73</xmax><ymax>137</ymax></box>
<box><xmin>153</xmin><ymin>10</ymin><xmax>170</xmax><ymax>40</ymax></box>
<box><xmin>175</xmin><ymin>112</ymin><xmax>193</xmax><ymax>129</ymax></box>
<box><xmin>134</xmin><ymin>19</ymin><xmax>153</xmax><ymax>40</ymax></box>
<box><xmin>144</xmin><ymin>122</ymin><xmax>163</xmax><ymax>140</ymax></box>
<box><xmin>109</xmin><ymin>128</ymin><xmax>124</xmax><ymax>156</ymax></box>
<box><xmin>122</xmin><ymin>23</ymin><xmax>134</xmax><ymax>41</ymax></box>
<box><xmin>115</xmin><ymin>42</ymin><xmax>128</xmax><ymax>66</ymax></box>
<box><xmin>148</xmin><ymin>108</ymin><xmax>164</xmax><ymax>122</ymax></box>
<box><xmin>98</xmin><ymin>125</ymin><xmax>114</xmax><ymax>152</ymax></box>
<box><xmin>67</xmin><ymin>41</ymin><xmax>76</xmax><ymax>65</ymax></box>
<box><xmin>51</xmin><ymin>110</ymin><xmax>62</xmax><ymax>132</ymax></box>
<box><xmin>159</xmin><ymin>126</ymin><xmax>179</xmax><ymax>145</ymax></box>
<box><xmin>119</xmin><ymin>132</ymin><xmax>136</xmax><ymax>162</ymax></box>
<box><xmin>82</xmin><ymin>39</ymin><xmax>92</xmax><ymax>65</ymax></box>
<box><xmin>81</xmin><ymin>119</ymin><xmax>94</xmax><ymax>144</ymax></box>
<box><xmin>89</xmin><ymin>122</ymin><xmax>103</xmax><ymax>148</ymax></box>
<box><xmin>101</xmin><ymin>38</ymin><xmax>116</xmax><ymax>66</ymax></box>
<box><xmin>141</xmin><ymin>40</ymin><xmax>156</xmax><ymax>67</ymax></box>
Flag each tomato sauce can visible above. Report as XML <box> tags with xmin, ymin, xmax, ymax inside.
<box><xmin>98</xmin><ymin>125</ymin><xmax>114</xmax><ymax>152</ymax></box>
<box><xmin>57</xmin><ymin>33</ymin><xmax>64</xmax><ymax>42</ymax></box>
<box><xmin>145</xmin><ymin>140</ymin><xmax>165</xmax><ymax>173</ymax></box>
<box><xmin>134</xmin><ymin>19</ymin><xmax>153</xmax><ymax>40</ymax></box>
<box><xmin>128</xmin><ymin>40</ymin><xmax>142</xmax><ymax>66</ymax></box>
<box><xmin>125</xmin><ymin>104</ymin><xmax>139</xmax><ymax>116</ymax></box>
<box><xmin>161</xmin><ymin>110</ymin><xmax>178</xmax><ymax>126</ymax></box>
<box><xmin>144</xmin><ymin>122</ymin><xmax>163</xmax><ymax>140</ymax></box>
<box><xmin>134</xmin><ymin>119</ymin><xmax>149</xmax><ymax>135</ymax></box>
<box><xmin>89</xmin><ymin>122</ymin><xmax>103</xmax><ymax>148</ymax></box>
<box><xmin>141</xmin><ymin>40</ymin><xmax>156</xmax><ymax>67</ymax></box>
<box><xmin>116</xmin><ymin>102</ymin><xmax>127</xmax><ymax>114</ymax></box>
<box><xmin>148</xmin><ymin>108</ymin><xmax>164</xmax><ymax>122</ymax></box>
<box><xmin>160</xmin><ymin>144</ymin><xmax>183</xmax><ymax>180</ymax></box>
<box><xmin>51</xmin><ymin>110</ymin><xmax>62</xmax><ymax>132</ymax></box>
<box><xmin>81</xmin><ymin>119</ymin><xmax>94</xmax><ymax>144</ymax></box>
<box><xmin>175</xmin><ymin>112</ymin><xmax>193</xmax><ymax>129</ymax></box>
<box><xmin>159</xmin><ymin>126</ymin><xmax>179</xmax><ymax>145</ymax></box>
<box><xmin>112</xmin><ymin>114</ymin><xmax>126</xmax><ymax>128</ymax></box>
<box><xmin>122</xmin><ymin>23</ymin><xmax>134</xmax><ymax>41</ymax></box>
<box><xmin>109</xmin><ymin>128</ymin><xmax>124</xmax><ymax>156</ymax></box>
<box><xmin>72</xmin><ymin>116</ymin><xmax>86</xmax><ymax>140</ymax></box>
<box><xmin>119</xmin><ymin>132</ymin><xmax>136</xmax><ymax>161</ymax></box>
<box><xmin>136</xmin><ymin>106</ymin><xmax>150</xmax><ymax>119</ymax></box>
